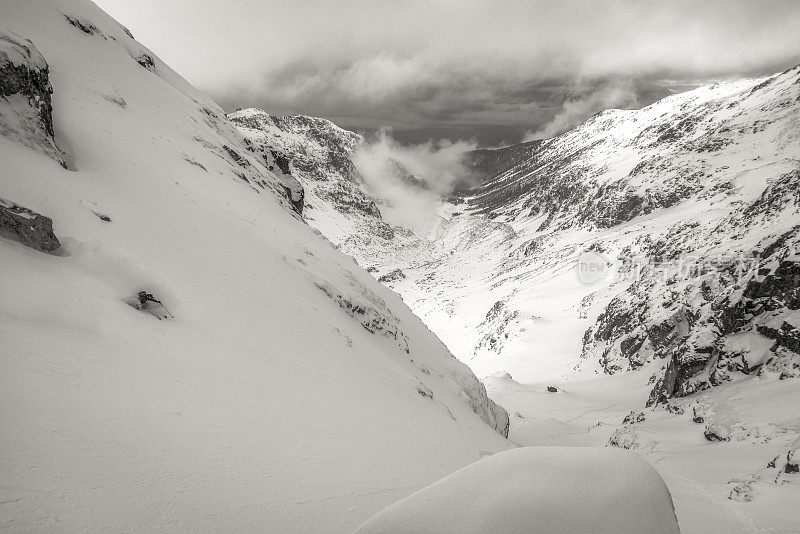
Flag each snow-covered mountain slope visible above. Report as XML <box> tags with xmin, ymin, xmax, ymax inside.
<box><xmin>233</xmin><ymin>66</ymin><xmax>800</xmax><ymax>533</ymax></box>
<box><xmin>0</xmin><ymin>1</ymin><xmax>514</xmax><ymax>531</ymax></box>
<box><xmin>256</xmin><ymin>66</ymin><xmax>800</xmax><ymax>395</ymax></box>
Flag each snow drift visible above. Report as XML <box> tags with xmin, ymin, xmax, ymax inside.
<box><xmin>355</xmin><ymin>446</ymin><xmax>680</xmax><ymax>534</ymax></box>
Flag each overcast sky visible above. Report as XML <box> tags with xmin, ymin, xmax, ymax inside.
<box><xmin>95</xmin><ymin>0</ymin><xmax>800</xmax><ymax>146</ymax></box>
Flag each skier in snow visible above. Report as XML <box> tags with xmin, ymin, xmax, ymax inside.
<box><xmin>136</xmin><ymin>291</ymin><xmax>173</xmax><ymax>319</ymax></box>
<box><xmin>137</xmin><ymin>291</ymin><xmax>161</xmax><ymax>308</ymax></box>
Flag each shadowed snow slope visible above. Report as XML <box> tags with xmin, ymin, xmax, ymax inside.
<box><xmin>0</xmin><ymin>1</ymin><xmax>511</xmax><ymax>532</ymax></box>
<box><xmin>355</xmin><ymin>446</ymin><xmax>680</xmax><ymax>534</ymax></box>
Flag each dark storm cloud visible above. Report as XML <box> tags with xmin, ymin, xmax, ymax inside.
<box><xmin>96</xmin><ymin>0</ymin><xmax>800</xmax><ymax>145</ymax></box>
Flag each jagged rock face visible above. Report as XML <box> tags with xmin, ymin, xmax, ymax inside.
<box><xmin>589</xmin><ymin>227</ymin><xmax>800</xmax><ymax>407</ymax></box>
<box><xmin>0</xmin><ymin>198</ymin><xmax>60</xmax><ymax>252</ymax></box>
<box><xmin>0</xmin><ymin>30</ymin><xmax>65</xmax><ymax>167</ymax></box>
<box><xmin>229</xmin><ymin>108</ymin><xmax>393</xmax><ymax>243</ymax></box>
<box><xmin>216</xmin><ymin>138</ymin><xmax>305</xmax><ymax>216</ymax></box>
<box><xmin>230</xmin><ymin>109</ymin><xmax>377</xmax><ymax>215</ymax></box>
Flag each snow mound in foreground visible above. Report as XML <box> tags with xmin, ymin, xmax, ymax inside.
<box><xmin>356</xmin><ymin>446</ymin><xmax>680</xmax><ymax>534</ymax></box>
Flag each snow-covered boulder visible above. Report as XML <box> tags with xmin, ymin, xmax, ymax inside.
<box><xmin>355</xmin><ymin>447</ymin><xmax>680</xmax><ymax>534</ymax></box>
<box><xmin>0</xmin><ymin>197</ymin><xmax>60</xmax><ymax>252</ymax></box>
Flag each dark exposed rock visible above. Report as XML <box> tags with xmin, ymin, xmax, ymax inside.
<box><xmin>378</xmin><ymin>268</ymin><xmax>406</xmax><ymax>283</ymax></box>
<box><xmin>134</xmin><ymin>53</ymin><xmax>155</xmax><ymax>71</ymax></box>
<box><xmin>743</xmin><ymin>256</ymin><xmax>800</xmax><ymax>310</ymax></box>
<box><xmin>776</xmin><ymin>321</ymin><xmax>800</xmax><ymax>353</ymax></box>
<box><xmin>0</xmin><ymin>31</ymin><xmax>65</xmax><ymax>167</ymax></box>
<box><xmin>665</xmin><ymin>403</ymin><xmax>684</xmax><ymax>415</ymax></box>
<box><xmin>281</xmin><ymin>184</ymin><xmax>304</xmax><ymax>215</ymax></box>
<box><xmin>622</xmin><ymin>411</ymin><xmax>645</xmax><ymax>424</ymax></box>
<box><xmin>607</xmin><ymin>426</ymin><xmax>639</xmax><ymax>449</ymax></box>
<box><xmin>0</xmin><ymin>52</ymin><xmax>53</xmax><ymax>136</ymax></box>
<box><xmin>475</xmin><ymin>300</ymin><xmax>519</xmax><ymax>356</ymax></box>
<box><xmin>223</xmin><ymin>145</ymin><xmax>249</xmax><ymax>167</ymax></box>
<box><xmin>692</xmin><ymin>408</ymin><xmax>705</xmax><ymax>424</ymax></box>
<box><xmin>270</xmin><ymin>150</ymin><xmax>291</xmax><ymax>174</ymax></box>
<box><xmin>416</xmin><ymin>382</ymin><xmax>433</xmax><ymax>399</ymax></box>
<box><xmin>64</xmin><ymin>15</ymin><xmax>102</xmax><ymax>36</ymax></box>
<box><xmin>546</xmin><ymin>386</ymin><xmax>558</xmax><ymax>393</ymax></box>
<box><xmin>220</xmin><ymin>142</ymin><xmax>304</xmax><ymax>215</ymax></box>
<box><xmin>0</xmin><ymin>199</ymin><xmax>60</xmax><ymax>252</ymax></box>
<box><xmin>704</xmin><ymin>424</ymin><xmax>731</xmax><ymax>442</ymax></box>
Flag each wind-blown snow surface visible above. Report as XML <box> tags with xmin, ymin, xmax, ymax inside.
<box><xmin>355</xmin><ymin>447</ymin><xmax>680</xmax><ymax>534</ymax></box>
<box><xmin>0</xmin><ymin>1</ymin><xmax>512</xmax><ymax>531</ymax></box>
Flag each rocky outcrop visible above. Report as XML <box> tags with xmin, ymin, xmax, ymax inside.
<box><xmin>314</xmin><ymin>271</ymin><xmax>509</xmax><ymax>437</ymax></box>
<box><xmin>229</xmin><ymin>108</ymin><xmax>382</xmax><ymax>222</ymax></box>
<box><xmin>0</xmin><ymin>30</ymin><xmax>65</xmax><ymax>167</ymax></box>
<box><xmin>214</xmin><ymin>138</ymin><xmax>305</xmax><ymax>216</ymax></box>
<box><xmin>0</xmin><ymin>198</ymin><xmax>60</xmax><ymax>252</ymax></box>
<box><xmin>314</xmin><ymin>275</ymin><xmax>410</xmax><ymax>354</ymax></box>
<box><xmin>474</xmin><ymin>299</ymin><xmax>519</xmax><ymax>356</ymax></box>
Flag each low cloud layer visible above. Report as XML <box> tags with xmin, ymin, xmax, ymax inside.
<box><xmin>523</xmin><ymin>81</ymin><xmax>640</xmax><ymax>141</ymax></box>
<box><xmin>352</xmin><ymin>131</ymin><xmax>477</xmax><ymax>232</ymax></box>
<box><xmin>97</xmin><ymin>0</ymin><xmax>800</xmax><ymax>145</ymax></box>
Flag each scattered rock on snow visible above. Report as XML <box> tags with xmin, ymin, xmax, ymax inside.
<box><xmin>665</xmin><ymin>403</ymin><xmax>684</xmax><ymax>415</ymax></box>
<box><xmin>623</xmin><ymin>411</ymin><xmax>646</xmax><ymax>425</ymax></box>
<box><xmin>415</xmin><ymin>381</ymin><xmax>433</xmax><ymax>399</ymax></box>
<box><xmin>728</xmin><ymin>480</ymin><xmax>755</xmax><ymax>502</ymax></box>
<box><xmin>378</xmin><ymin>268</ymin><xmax>406</xmax><ymax>283</ymax></box>
<box><xmin>133</xmin><ymin>52</ymin><xmax>155</xmax><ymax>71</ymax></box>
<box><xmin>608</xmin><ymin>426</ymin><xmax>639</xmax><ymax>449</ymax></box>
<box><xmin>64</xmin><ymin>15</ymin><xmax>102</xmax><ymax>36</ymax></box>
